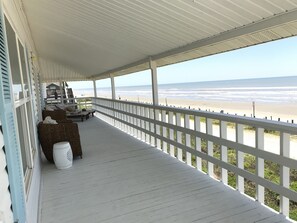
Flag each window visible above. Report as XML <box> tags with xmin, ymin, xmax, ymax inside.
<box><xmin>4</xmin><ymin>15</ymin><xmax>36</xmax><ymax>187</ymax></box>
<box><xmin>5</xmin><ymin>16</ymin><xmax>22</xmax><ymax>101</ymax></box>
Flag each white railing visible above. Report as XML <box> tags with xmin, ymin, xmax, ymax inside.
<box><xmin>92</xmin><ymin>97</ymin><xmax>297</xmax><ymax>219</ymax></box>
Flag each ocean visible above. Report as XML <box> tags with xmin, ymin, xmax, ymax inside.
<box><xmin>74</xmin><ymin>76</ymin><xmax>297</xmax><ymax>104</ymax></box>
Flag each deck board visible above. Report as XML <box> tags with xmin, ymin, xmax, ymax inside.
<box><xmin>40</xmin><ymin>117</ymin><xmax>291</xmax><ymax>223</ymax></box>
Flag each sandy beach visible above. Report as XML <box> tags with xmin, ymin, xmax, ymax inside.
<box><xmin>118</xmin><ymin>95</ymin><xmax>297</xmax><ymax>123</ymax></box>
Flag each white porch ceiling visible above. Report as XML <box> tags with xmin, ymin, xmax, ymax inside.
<box><xmin>22</xmin><ymin>0</ymin><xmax>297</xmax><ymax>82</ymax></box>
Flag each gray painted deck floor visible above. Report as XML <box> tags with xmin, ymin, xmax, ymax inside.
<box><xmin>39</xmin><ymin>117</ymin><xmax>290</xmax><ymax>223</ymax></box>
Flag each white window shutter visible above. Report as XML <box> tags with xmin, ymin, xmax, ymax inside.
<box><xmin>0</xmin><ymin>4</ymin><xmax>26</xmax><ymax>223</ymax></box>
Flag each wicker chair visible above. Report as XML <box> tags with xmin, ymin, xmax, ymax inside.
<box><xmin>37</xmin><ymin>122</ymin><xmax>83</xmax><ymax>163</ymax></box>
<box><xmin>42</xmin><ymin>109</ymin><xmax>67</xmax><ymax>121</ymax></box>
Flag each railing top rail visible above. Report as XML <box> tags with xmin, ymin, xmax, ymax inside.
<box><xmin>92</xmin><ymin>97</ymin><xmax>297</xmax><ymax>134</ymax></box>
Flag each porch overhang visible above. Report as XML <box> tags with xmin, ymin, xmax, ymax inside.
<box><xmin>22</xmin><ymin>1</ymin><xmax>297</xmax><ymax>82</ymax></box>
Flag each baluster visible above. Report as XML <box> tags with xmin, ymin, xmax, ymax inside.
<box><xmin>280</xmin><ymin>132</ymin><xmax>290</xmax><ymax>216</ymax></box>
<box><xmin>236</xmin><ymin>123</ymin><xmax>244</xmax><ymax>193</ymax></box>
<box><xmin>145</xmin><ymin>107</ymin><xmax>150</xmax><ymax>143</ymax></box>
<box><xmin>137</xmin><ymin>106</ymin><xmax>141</xmax><ymax>139</ymax></box>
<box><xmin>114</xmin><ymin>102</ymin><xmax>117</xmax><ymax>127</ymax></box>
<box><xmin>141</xmin><ymin>106</ymin><xmax>146</xmax><ymax>142</ymax></box>
<box><xmin>155</xmin><ymin>109</ymin><xmax>161</xmax><ymax>150</ymax></box>
<box><xmin>168</xmin><ymin>111</ymin><xmax>174</xmax><ymax>157</ymax></box>
<box><xmin>133</xmin><ymin>105</ymin><xmax>137</xmax><ymax>136</ymax></box>
<box><xmin>220</xmin><ymin>120</ymin><xmax>228</xmax><ymax>184</ymax></box>
<box><xmin>162</xmin><ymin>110</ymin><xmax>167</xmax><ymax>153</ymax></box>
<box><xmin>150</xmin><ymin>108</ymin><xmax>155</xmax><ymax>146</ymax></box>
<box><xmin>176</xmin><ymin>113</ymin><xmax>183</xmax><ymax>161</ymax></box>
<box><xmin>128</xmin><ymin>104</ymin><xmax>133</xmax><ymax>135</ymax></box>
<box><xmin>185</xmin><ymin>114</ymin><xmax>191</xmax><ymax>166</ymax></box>
<box><xmin>126</xmin><ymin>103</ymin><xmax>129</xmax><ymax>130</ymax></box>
<box><xmin>256</xmin><ymin>127</ymin><xmax>264</xmax><ymax>203</ymax></box>
<box><xmin>206</xmin><ymin>118</ymin><xmax>214</xmax><ymax>177</ymax></box>
<box><xmin>120</xmin><ymin>103</ymin><xmax>122</xmax><ymax>128</ymax></box>
<box><xmin>123</xmin><ymin>104</ymin><xmax>127</xmax><ymax>132</ymax></box>
<box><xmin>195</xmin><ymin>116</ymin><xmax>202</xmax><ymax>171</ymax></box>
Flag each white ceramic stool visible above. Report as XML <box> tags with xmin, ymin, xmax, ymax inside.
<box><xmin>53</xmin><ymin>141</ymin><xmax>73</xmax><ymax>169</ymax></box>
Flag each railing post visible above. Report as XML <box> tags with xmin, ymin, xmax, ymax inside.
<box><xmin>236</xmin><ymin>123</ymin><xmax>244</xmax><ymax>193</ymax></box>
<box><xmin>185</xmin><ymin>114</ymin><xmax>191</xmax><ymax>166</ymax></box>
<box><xmin>168</xmin><ymin>111</ymin><xmax>174</xmax><ymax>157</ymax></box>
<box><xmin>280</xmin><ymin>132</ymin><xmax>290</xmax><ymax>216</ymax></box>
<box><xmin>206</xmin><ymin>118</ymin><xmax>214</xmax><ymax>177</ymax></box>
<box><xmin>220</xmin><ymin>120</ymin><xmax>228</xmax><ymax>185</ymax></box>
<box><xmin>162</xmin><ymin>110</ymin><xmax>167</xmax><ymax>153</ymax></box>
<box><xmin>195</xmin><ymin>116</ymin><xmax>202</xmax><ymax>171</ymax></box>
<box><xmin>176</xmin><ymin>113</ymin><xmax>183</xmax><ymax>161</ymax></box>
<box><xmin>256</xmin><ymin>127</ymin><xmax>264</xmax><ymax>203</ymax></box>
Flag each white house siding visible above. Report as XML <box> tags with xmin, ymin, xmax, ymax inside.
<box><xmin>2</xmin><ymin>1</ymin><xmax>42</xmax><ymax>223</ymax></box>
<box><xmin>0</xmin><ymin>120</ymin><xmax>13</xmax><ymax>223</ymax></box>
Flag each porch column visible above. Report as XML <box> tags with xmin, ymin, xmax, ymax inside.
<box><xmin>110</xmin><ymin>75</ymin><xmax>116</xmax><ymax>100</ymax></box>
<box><xmin>149</xmin><ymin>58</ymin><xmax>158</xmax><ymax>105</ymax></box>
<box><xmin>93</xmin><ymin>80</ymin><xmax>97</xmax><ymax>97</ymax></box>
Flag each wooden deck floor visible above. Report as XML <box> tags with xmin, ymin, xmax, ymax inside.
<box><xmin>39</xmin><ymin>117</ymin><xmax>290</xmax><ymax>223</ymax></box>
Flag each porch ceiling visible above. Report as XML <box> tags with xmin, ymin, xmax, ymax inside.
<box><xmin>22</xmin><ymin>0</ymin><xmax>297</xmax><ymax>82</ymax></box>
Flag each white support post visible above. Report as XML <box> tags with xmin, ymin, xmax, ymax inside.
<box><xmin>236</xmin><ymin>123</ymin><xmax>244</xmax><ymax>193</ymax></box>
<box><xmin>280</xmin><ymin>132</ymin><xmax>290</xmax><ymax>217</ymax></box>
<box><xmin>256</xmin><ymin>127</ymin><xmax>264</xmax><ymax>203</ymax></box>
<box><xmin>185</xmin><ymin>114</ymin><xmax>191</xmax><ymax>166</ymax></box>
<box><xmin>149</xmin><ymin>58</ymin><xmax>159</xmax><ymax>106</ymax></box>
<box><xmin>111</xmin><ymin>76</ymin><xmax>116</xmax><ymax>100</ymax></box>
<box><xmin>93</xmin><ymin>80</ymin><xmax>97</xmax><ymax>98</ymax></box>
<box><xmin>176</xmin><ymin>113</ymin><xmax>183</xmax><ymax>161</ymax></box>
<box><xmin>162</xmin><ymin>110</ymin><xmax>168</xmax><ymax>153</ymax></box>
<box><xmin>195</xmin><ymin>116</ymin><xmax>202</xmax><ymax>171</ymax></box>
<box><xmin>206</xmin><ymin>118</ymin><xmax>214</xmax><ymax>177</ymax></box>
<box><xmin>220</xmin><ymin>121</ymin><xmax>228</xmax><ymax>185</ymax></box>
<box><xmin>168</xmin><ymin>112</ymin><xmax>174</xmax><ymax>157</ymax></box>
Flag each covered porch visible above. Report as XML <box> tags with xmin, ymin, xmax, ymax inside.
<box><xmin>40</xmin><ymin>116</ymin><xmax>289</xmax><ymax>223</ymax></box>
<box><xmin>2</xmin><ymin>1</ymin><xmax>297</xmax><ymax>223</ymax></box>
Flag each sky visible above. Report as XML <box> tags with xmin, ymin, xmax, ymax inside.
<box><xmin>69</xmin><ymin>36</ymin><xmax>297</xmax><ymax>89</ymax></box>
